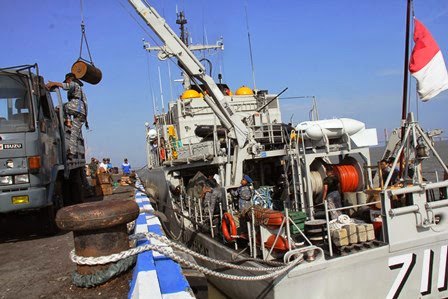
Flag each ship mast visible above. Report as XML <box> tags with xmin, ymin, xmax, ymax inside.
<box><xmin>176</xmin><ymin>10</ymin><xmax>188</xmax><ymax>46</ymax></box>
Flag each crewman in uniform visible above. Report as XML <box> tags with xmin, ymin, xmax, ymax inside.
<box><xmin>322</xmin><ymin>166</ymin><xmax>342</xmax><ymax>219</ymax></box>
<box><xmin>231</xmin><ymin>175</ymin><xmax>254</xmax><ymax>211</ymax></box>
<box><xmin>202</xmin><ymin>178</ymin><xmax>224</xmax><ymax>216</ymax></box>
<box><xmin>46</xmin><ymin>73</ymin><xmax>88</xmax><ymax>159</ymax></box>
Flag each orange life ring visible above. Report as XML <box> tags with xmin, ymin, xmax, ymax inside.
<box><xmin>221</xmin><ymin>212</ymin><xmax>237</xmax><ymax>243</ymax></box>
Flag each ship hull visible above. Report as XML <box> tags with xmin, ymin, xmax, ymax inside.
<box><xmin>138</xmin><ymin>168</ymin><xmax>448</xmax><ymax>299</ymax></box>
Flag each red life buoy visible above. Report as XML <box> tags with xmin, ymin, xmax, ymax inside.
<box><xmin>221</xmin><ymin>212</ymin><xmax>237</xmax><ymax>243</ymax></box>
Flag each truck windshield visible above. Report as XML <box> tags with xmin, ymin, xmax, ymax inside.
<box><xmin>0</xmin><ymin>74</ymin><xmax>34</xmax><ymax>133</ymax></box>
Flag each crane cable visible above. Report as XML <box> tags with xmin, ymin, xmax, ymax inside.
<box><xmin>78</xmin><ymin>0</ymin><xmax>95</xmax><ymax>65</ymax></box>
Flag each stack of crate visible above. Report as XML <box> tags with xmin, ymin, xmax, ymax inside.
<box><xmin>95</xmin><ymin>172</ymin><xmax>113</xmax><ymax>196</ymax></box>
<box><xmin>120</xmin><ymin>175</ymin><xmax>131</xmax><ymax>186</ymax></box>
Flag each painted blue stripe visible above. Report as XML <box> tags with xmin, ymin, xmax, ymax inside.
<box><xmin>128</xmin><ymin>238</ymin><xmax>156</xmax><ymax>298</ymax></box>
<box><xmin>146</xmin><ymin>224</ymin><xmax>190</xmax><ymax>294</ymax></box>
<box><xmin>130</xmin><ymin>178</ymin><xmax>192</xmax><ymax>297</ymax></box>
<box><xmin>155</xmin><ymin>257</ymin><xmax>190</xmax><ymax>294</ymax></box>
<box><xmin>136</xmin><ymin>214</ymin><xmax>147</xmax><ymax>225</ymax></box>
<box><xmin>148</xmin><ymin>224</ymin><xmax>163</xmax><ymax>235</ymax></box>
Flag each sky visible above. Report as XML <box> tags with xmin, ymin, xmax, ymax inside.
<box><xmin>1</xmin><ymin>0</ymin><xmax>447</xmax><ymax>167</ymax></box>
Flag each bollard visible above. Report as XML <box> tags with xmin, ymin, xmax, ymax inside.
<box><xmin>56</xmin><ymin>199</ymin><xmax>139</xmax><ymax>276</ymax></box>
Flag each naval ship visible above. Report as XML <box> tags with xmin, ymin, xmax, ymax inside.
<box><xmin>128</xmin><ymin>0</ymin><xmax>448</xmax><ymax>298</ymax></box>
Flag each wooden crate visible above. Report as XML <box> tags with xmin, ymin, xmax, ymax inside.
<box><xmin>95</xmin><ymin>184</ymin><xmax>113</xmax><ymax>196</ymax></box>
<box><xmin>97</xmin><ymin>173</ymin><xmax>111</xmax><ymax>185</ymax></box>
<box><xmin>120</xmin><ymin>176</ymin><xmax>131</xmax><ymax>186</ymax></box>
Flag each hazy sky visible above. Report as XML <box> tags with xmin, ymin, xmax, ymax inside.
<box><xmin>1</xmin><ymin>0</ymin><xmax>447</xmax><ymax>167</ymax></box>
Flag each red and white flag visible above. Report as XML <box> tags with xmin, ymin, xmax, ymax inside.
<box><xmin>409</xmin><ymin>18</ymin><xmax>448</xmax><ymax>101</ymax></box>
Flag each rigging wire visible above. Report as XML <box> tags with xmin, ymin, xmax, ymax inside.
<box><xmin>411</xmin><ymin>2</ymin><xmax>419</xmax><ymax>121</ymax></box>
<box><xmin>244</xmin><ymin>4</ymin><xmax>257</xmax><ymax>90</ymax></box>
<box><xmin>157</xmin><ymin>65</ymin><xmax>165</xmax><ymax>112</ymax></box>
<box><xmin>167</xmin><ymin>62</ymin><xmax>174</xmax><ymax>101</ymax></box>
<box><xmin>145</xmin><ymin>51</ymin><xmax>157</xmax><ymax>115</ymax></box>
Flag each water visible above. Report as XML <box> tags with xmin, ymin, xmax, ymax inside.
<box><xmin>369</xmin><ymin>141</ymin><xmax>448</xmax><ymax>183</ymax></box>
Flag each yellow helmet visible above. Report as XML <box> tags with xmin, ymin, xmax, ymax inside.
<box><xmin>181</xmin><ymin>89</ymin><xmax>203</xmax><ymax>100</ymax></box>
<box><xmin>235</xmin><ymin>86</ymin><xmax>254</xmax><ymax>95</ymax></box>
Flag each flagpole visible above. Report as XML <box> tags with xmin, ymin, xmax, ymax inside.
<box><xmin>401</xmin><ymin>0</ymin><xmax>412</xmax><ymax>125</ymax></box>
<box><xmin>400</xmin><ymin>0</ymin><xmax>412</xmax><ymax>176</ymax></box>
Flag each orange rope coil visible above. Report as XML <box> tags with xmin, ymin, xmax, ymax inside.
<box><xmin>333</xmin><ymin>164</ymin><xmax>359</xmax><ymax>193</ymax></box>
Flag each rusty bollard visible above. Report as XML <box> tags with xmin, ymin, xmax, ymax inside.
<box><xmin>56</xmin><ymin>199</ymin><xmax>140</xmax><ymax>283</ymax></box>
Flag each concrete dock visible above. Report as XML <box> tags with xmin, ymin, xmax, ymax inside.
<box><xmin>0</xmin><ymin>175</ymin><xmax>194</xmax><ymax>299</ymax></box>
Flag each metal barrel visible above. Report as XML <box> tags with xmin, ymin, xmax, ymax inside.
<box><xmin>56</xmin><ymin>199</ymin><xmax>139</xmax><ymax>275</ymax></box>
<box><xmin>71</xmin><ymin>60</ymin><xmax>102</xmax><ymax>85</ymax></box>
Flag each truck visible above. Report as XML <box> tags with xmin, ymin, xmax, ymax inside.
<box><xmin>0</xmin><ymin>64</ymin><xmax>88</xmax><ymax>233</ymax></box>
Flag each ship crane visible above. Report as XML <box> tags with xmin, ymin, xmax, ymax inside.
<box><xmin>128</xmin><ymin>0</ymin><xmax>250</xmax><ymax>148</ymax></box>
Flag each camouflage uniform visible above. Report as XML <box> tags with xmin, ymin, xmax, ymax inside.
<box><xmin>203</xmin><ymin>187</ymin><xmax>224</xmax><ymax>215</ymax></box>
<box><xmin>231</xmin><ymin>185</ymin><xmax>253</xmax><ymax>210</ymax></box>
<box><xmin>62</xmin><ymin>81</ymin><xmax>88</xmax><ymax>154</ymax></box>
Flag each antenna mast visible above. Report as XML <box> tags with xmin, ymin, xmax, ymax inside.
<box><xmin>176</xmin><ymin>10</ymin><xmax>188</xmax><ymax>46</ymax></box>
<box><xmin>245</xmin><ymin>5</ymin><xmax>257</xmax><ymax>90</ymax></box>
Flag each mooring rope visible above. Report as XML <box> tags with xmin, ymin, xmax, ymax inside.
<box><xmin>70</xmin><ymin>231</ymin><xmax>303</xmax><ymax>281</ymax></box>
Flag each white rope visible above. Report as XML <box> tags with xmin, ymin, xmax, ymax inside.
<box><xmin>70</xmin><ymin>232</ymin><xmax>304</xmax><ymax>281</ymax></box>
<box><xmin>134</xmin><ymin>232</ymin><xmax>293</xmax><ymax>272</ymax></box>
<box><xmin>329</xmin><ymin>214</ymin><xmax>353</xmax><ymax>231</ymax></box>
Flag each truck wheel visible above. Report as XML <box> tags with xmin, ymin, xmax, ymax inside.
<box><xmin>41</xmin><ymin>180</ymin><xmax>64</xmax><ymax>235</ymax></box>
<box><xmin>69</xmin><ymin>168</ymin><xmax>85</xmax><ymax>205</ymax></box>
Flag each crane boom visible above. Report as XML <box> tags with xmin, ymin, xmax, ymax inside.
<box><xmin>128</xmin><ymin>0</ymin><xmax>249</xmax><ymax>147</ymax></box>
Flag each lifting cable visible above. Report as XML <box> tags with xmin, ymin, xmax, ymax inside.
<box><xmin>78</xmin><ymin>0</ymin><xmax>95</xmax><ymax>65</ymax></box>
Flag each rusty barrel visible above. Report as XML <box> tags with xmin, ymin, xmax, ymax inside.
<box><xmin>56</xmin><ymin>199</ymin><xmax>139</xmax><ymax>275</ymax></box>
<box><xmin>71</xmin><ymin>60</ymin><xmax>102</xmax><ymax>85</ymax></box>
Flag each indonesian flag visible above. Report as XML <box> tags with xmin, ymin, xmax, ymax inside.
<box><xmin>409</xmin><ymin>18</ymin><xmax>448</xmax><ymax>101</ymax></box>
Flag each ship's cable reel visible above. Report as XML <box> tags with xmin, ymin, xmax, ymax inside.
<box><xmin>309</xmin><ymin>156</ymin><xmax>365</xmax><ymax>201</ymax></box>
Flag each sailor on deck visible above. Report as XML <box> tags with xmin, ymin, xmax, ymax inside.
<box><xmin>46</xmin><ymin>73</ymin><xmax>88</xmax><ymax>159</ymax></box>
<box><xmin>202</xmin><ymin>179</ymin><xmax>224</xmax><ymax>216</ymax></box>
<box><xmin>322</xmin><ymin>166</ymin><xmax>342</xmax><ymax>219</ymax></box>
<box><xmin>231</xmin><ymin>175</ymin><xmax>254</xmax><ymax>211</ymax></box>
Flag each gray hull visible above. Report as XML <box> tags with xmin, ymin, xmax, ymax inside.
<box><xmin>182</xmin><ymin>223</ymin><xmax>448</xmax><ymax>299</ymax></box>
<box><xmin>138</xmin><ymin>168</ymin><xmax>448</xmax><ymax>299</ymax></box>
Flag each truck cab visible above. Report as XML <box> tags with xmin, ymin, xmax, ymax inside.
<box><xmin>0</xmin><ymin>64</ymin><xmax>87</xmax><ymax>231</ymax></box>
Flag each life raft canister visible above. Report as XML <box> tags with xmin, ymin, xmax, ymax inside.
<box><xmin>252</xmin><ymin>206</ymin><xmax>285</xmax><ymax>227</ymax></box>
<box><xmin>181</xmin><ymin>89</ymin><xmax>203</xmax><ymax>100</ymax></box>
<box><xmin>264</xmin><ymin>234</ymin><xmax>289</xmax><ymax>252</ymax></box>
<box><xmin>235</xmin><ymin>86</ymin><xmax>254</xmax><ymax>95</ymax></box>
<box><xmin>221</xmin><ymin>212</ymin><xmax>237</xmax><ymax>243</ymax></box>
